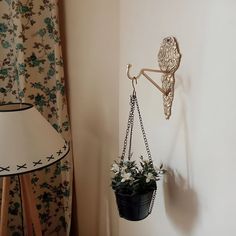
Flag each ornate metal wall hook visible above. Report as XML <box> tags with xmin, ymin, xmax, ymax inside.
<box><xmin>126</xmin><ymin>36</ymin><xmax>181</xmax><ymax>119</ymax></box>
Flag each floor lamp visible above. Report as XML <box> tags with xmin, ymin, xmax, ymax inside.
<box><xmin>0</xmin><ymin>103</ymin><xmax>70</xmax><ymax>236</ymax></box>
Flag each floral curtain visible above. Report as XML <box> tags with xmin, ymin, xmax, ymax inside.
<box><xmin>0</xmin><ymin>0</ymin><xmax>73</xmax><ymax>235</ymax></box>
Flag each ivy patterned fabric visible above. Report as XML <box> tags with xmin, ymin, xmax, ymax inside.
<box><xmin>0</xmin><ymin>0</ymin><xmax>73</xmax><ymax>235</ymax></box>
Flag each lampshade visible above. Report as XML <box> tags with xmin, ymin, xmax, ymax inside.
<box><xmin>0</xmin><ymin>103</ymin><xmax>70</xmax><ymax>176</ymax></box>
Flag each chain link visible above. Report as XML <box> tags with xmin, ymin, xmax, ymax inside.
<box><xmin>135</xmin><ymin>95</ymin><xmax>154</xmax><ymax>167</ymax></box>
<box><xmin>135</xmin><ymin>96</ymin><xmax>156</xmax><ymax>213</ymax></box>
<box><xmin>120</xmin><ymin>90</ymin><xmax>153</xmax><ymax>167</ymax></box>
<box><xmin>120</xmin><ymin>91</ymin><xmax>136</xmax><ymax>161</ymax></box>
<box><xmin>148</xmin><ymin>189</ymin><xmax>156</xmax><ymax>214</ymax></box>
<box><xmin>120</xmin><ymin>89</ymin><xmax>156</xmax><ymax>214</ymax></box>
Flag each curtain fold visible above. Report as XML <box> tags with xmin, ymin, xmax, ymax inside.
<box><xmin>0</xmin><ymin>0</ymin><xmax>73</xmax><ymax>235</ymax></box>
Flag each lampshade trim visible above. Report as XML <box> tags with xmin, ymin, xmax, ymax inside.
<box><xmin>0</xmin><ymin>103</ymin><xmax>33</xmax><ymax>112</ymax></box>
<box><xmin>0</xmin><ymin>141</ymin><xmax>70</xmax><ymax>176</ymax></box>
<box><xmin>17</xmin><ymin>164</ymin><xmax>27</xmax><ymax>170</ymax></box>
<box><xmin>0</xmin><ymin>166</ymin><xmax>10</xmax><ymax>172</ymax></box>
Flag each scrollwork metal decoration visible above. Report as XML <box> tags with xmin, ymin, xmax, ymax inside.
<box><xmin>126</xmin><ymin>36</ymin><xmax>181</xmax><ymax>119</ymax></box>
<box><xmin>158</xmin><ymin>36</ymin><xmax>181</xmax><ymax>119</ymax></box>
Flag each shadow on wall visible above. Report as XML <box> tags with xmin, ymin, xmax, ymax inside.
<box><xmin>163</xmin><ymin>168</ymin><xmax>198</xmax><ymax>235</ymax></box>
<box><xmin>163</xmin><ymin>74</ymin><xmax>199</xmax><ymax>235</ymax></box>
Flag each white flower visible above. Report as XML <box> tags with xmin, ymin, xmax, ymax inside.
<box><xmin>155</xmin><ymin>166</ymin><xmax>165</xmax><ymax>175</ymax></box>
<box><xmin>155</xmin><ymin>166</ymin><xmax>161</xmax><ymax>173</ymax></box>
<box><xmin>145</xmin><ymin>172</ymin><xmax>154</xmax><ymax>183</ymax></box>
<box><xmin>111</xmin><ymin>163</ymin><xmax>120</xmax><ymax>173</ymax></box>
<box><xmin>121</xmin><ymin>172</ymin><xmax>132</xmax><ymax>182</ymax></box>
<box><xmin>143</xmin><ymin>159</ymin><xmax>150</xmax><ymax>164</ymax></box>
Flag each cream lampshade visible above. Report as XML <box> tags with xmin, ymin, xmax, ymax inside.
<box><xmin>0</xmin><ymin>103</ymin><xmax>70</xmax><ymax>176</ymax></box>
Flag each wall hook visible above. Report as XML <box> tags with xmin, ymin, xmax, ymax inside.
<box><xmin>126</xmin><ymin>36</ymin><xmax>181</xmax><ymax>119</ymax></box>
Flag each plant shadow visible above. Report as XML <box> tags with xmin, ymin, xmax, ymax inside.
<box><xmin>163</xmin><ymin>167</ymin><xmax>198</xmax><ymax>235</ymax></box>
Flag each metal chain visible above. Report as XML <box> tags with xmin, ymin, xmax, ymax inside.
<box><xmin>148</xmin><ymin>189</ymin><xmax>156</xmax><ymax>214</ymax></box>
<box><xmin>134</xmin><ymin>95</ymin><xmax>156</xmax><ymax>213</ymax></box>
<box><xmin>121</xmin><ymin>90</ymin><xmax>154</xmax><ymax>167</ymax></box>
<box><xmin>127</xmin><ymin>93</ymin><xmax>136</xmax><ymax>160</ymax></box>
<box><xmin>134</xmin><ymin>95</ymin><xmax>154</xmax><ymax>166</ymax></box>
<box><xmin>120</xmin><ymin>89</ymin><xmax>156</xmax><ymax>214</ymax></box>
<box><xmin>120</xmin><ymin>91</ymin><xmax>136</xmax><ymax>161</ymax></box>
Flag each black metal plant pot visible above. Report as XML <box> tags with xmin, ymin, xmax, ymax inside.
<box><xmin>115</xmin><ymin>189</ymin><xmax>156</xmax><ymax>221</ymax></box>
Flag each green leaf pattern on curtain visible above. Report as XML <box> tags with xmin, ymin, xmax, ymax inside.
<box><xmin>0</xmin><ymin>0</ymin><xmax>73</xmax><ymax>235</ymax></box>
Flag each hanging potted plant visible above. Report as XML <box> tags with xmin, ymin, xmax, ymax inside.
<box><xmin>111</xmin><ymin>156</ymin><xmax>165</xmax><ymax>221</ymax></box>
<box><xmin>111</xmin><ymin>90</ymin><xmax>166</xmax><ymax>221</ymax></box>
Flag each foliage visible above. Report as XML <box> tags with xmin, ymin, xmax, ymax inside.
<box><xmin>111</xmin><ymin>156</ymin><xmax>166</xmax><ymax>195</ymax></box>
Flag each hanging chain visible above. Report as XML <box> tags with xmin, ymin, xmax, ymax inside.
<box><xmin>127</xmin><ymin>92</ymin><xmax>136</xmax><ymax>160</ymax></box>
<box><xmin>120</xmin><ymin>91</ymin><xmax>136</xmax><ymax>162</ymax></box>
<box><xmin>120</xmin><ymin>89</ymin><xmax>154</xmax><ymax>167</ymax></box>
<box><xmin>120</xmin><ymin>88</ymin><xmax>156</xmax><ymax>214</ymax></box>
<box><xmin>148</xmin><ymin>189</ymin><xmax>157</xmax><ymax>214</ymax></box>
<box><xmin>135</xmin><ymin>95</ymin><xmax>156</xmax><ymax>214</ymax></box>
<box><xmin>135</xmin><ymin>95</ymin><xmax>154</xmax><ymax>167</ymax></box>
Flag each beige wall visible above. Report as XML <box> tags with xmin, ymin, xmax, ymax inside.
<box><xmin>119</xmin><ymin>0</ymin><xmax>236</xmax><ymax>236</ymax></box>
<box><xmin>61</xmin><ymin>0</ymin><xmax>119</xmax><ymax>235</ymax></box>
<box><xmin>63</xmin><ymin>0</ymin><xmax>236</xmax><ymax>235</ymax></box>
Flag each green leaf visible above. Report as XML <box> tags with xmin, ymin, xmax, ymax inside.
<box><xmin>0</xmin><ymin>68</ymin><xmax>8</xmax><ymax>77</ymax></box>
<box><xmin>1</xmin><ymin>40</ymin><xmax>11</xmax><ymax>48</ymax></box>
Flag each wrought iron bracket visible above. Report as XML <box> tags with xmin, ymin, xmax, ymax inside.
<box><xmin>126</xmin><ymin>36</ymin><xmax>181</xmax><ymax>119</ymax></box>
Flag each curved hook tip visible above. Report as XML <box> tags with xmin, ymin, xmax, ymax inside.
<box><xmin>126</xmin><ymin>64</ymin><xmax>133</xmax><ymax>80</ymax></box>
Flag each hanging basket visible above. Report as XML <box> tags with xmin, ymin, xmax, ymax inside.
<box><xmin>111</xmin><ymin>89</ymin><xmax>163</xmax><ymax>221</ymax></box>
<box><xmin>115</xmin><ymin>185</ymin><xmax>156</xmax><ymax>221</ymax></box>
